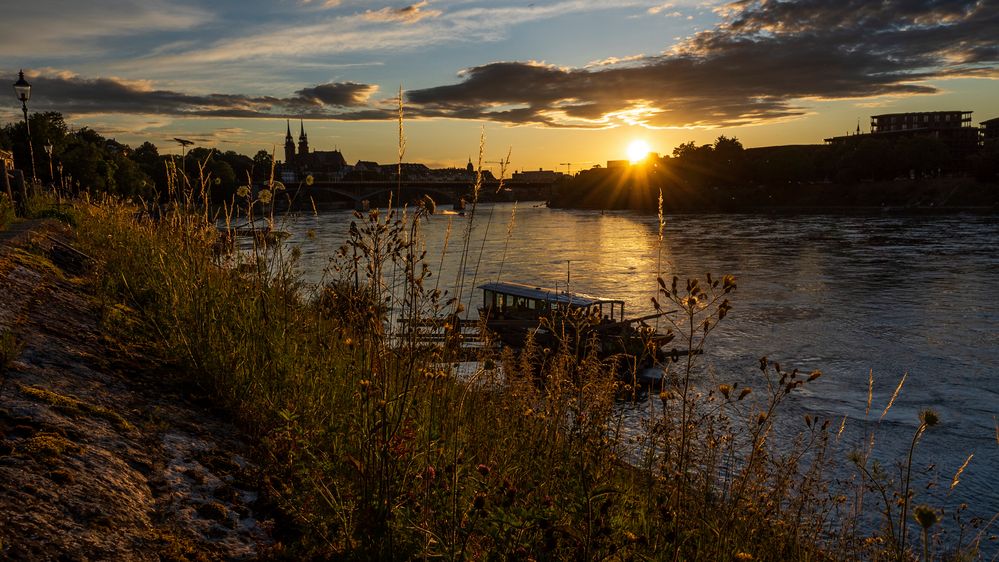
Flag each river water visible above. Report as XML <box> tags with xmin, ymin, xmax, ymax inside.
<box><xmin>270</xmin><ymin>202</ymin><xmax>999</xmax><ymax>535</ymax></box>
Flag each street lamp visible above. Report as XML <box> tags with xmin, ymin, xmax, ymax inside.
<box><xmin>12</xmin><ymin>70</ymin><xmax>37</xmax><ymax>184</ymax></box>
<box><xmin>44</xmin><ymin>142</ymin><xmax>54</xmax><ymax>185</ymax></box>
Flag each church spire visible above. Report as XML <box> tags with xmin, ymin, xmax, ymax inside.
<box><xmin>298</xmin><ymin>119</ymin><xmax>309</xmax><ymax>156</ymax></box>
<box><xmin>284</xmin><ymin>119</ymin><xmax>296</xmax><ymax>165</ymax></box>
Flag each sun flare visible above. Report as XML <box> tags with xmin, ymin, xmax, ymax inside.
<box><xmin>627</xmin><ymin>140</ymin><xmax>651</xmax><ymax>163</ymax></box>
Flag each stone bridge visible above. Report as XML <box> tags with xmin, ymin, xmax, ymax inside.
<box><xmin>282</xmin><ymin>180</ymin><xmax>553</xmax><ymax>210</ymax></box>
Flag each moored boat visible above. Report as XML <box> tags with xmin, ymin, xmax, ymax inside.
<box><xmin>477</xmin><ymin>281</ymin><xmax>681</xmax><ymax>387</ymax></box>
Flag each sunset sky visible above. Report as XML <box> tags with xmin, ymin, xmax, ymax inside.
<box><xmin>2</xmin><ymin>0</ymin><xmax>997</xmax><ymax>173</ymax></box>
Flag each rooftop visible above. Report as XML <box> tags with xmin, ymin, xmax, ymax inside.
<box><xmin>478</xmin><ymin>281</ymin><xmax>624</xmax><ymax>307</ymax></box>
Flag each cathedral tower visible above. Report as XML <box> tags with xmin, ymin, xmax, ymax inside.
<box><xmin>298</xmin><ymin>119</ymin><xmax>310</xmax><ymax>157</ymax></box>
<box><xmin>284</xmin><ymin>120</ymin><xmax>296</xmax><ymax>165</ymax></box>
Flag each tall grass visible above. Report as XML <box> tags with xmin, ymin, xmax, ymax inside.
<box><xmin>39</xmin><ymin>143</ymin><xmax>992</xmax><ymax>560</ymax></box>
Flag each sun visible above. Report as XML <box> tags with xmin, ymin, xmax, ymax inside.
<box><xmin>627</xmin><ymin>140</ymin><xmax>651</xmax><ymax>163</ymax></box>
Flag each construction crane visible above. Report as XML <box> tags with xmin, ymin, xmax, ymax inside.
<box><xmin>485</xmin><ymin>159</ymin><xmax>510</xmax><ymax>178</ymax></box>
<box><xmin>559</xmin><ymin>162</ymin><xmax>590</xmax><ymax>175</ymax></box>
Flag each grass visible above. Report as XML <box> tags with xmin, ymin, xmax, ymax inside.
<box><xmin>15</xmin><ymin>143</ymin><xmax>990</xmax><ymax>560</ymax></box>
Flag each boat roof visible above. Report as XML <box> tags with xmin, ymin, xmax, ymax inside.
<box><xmin>478</xmin><ymin>281</ymin><xmax>624</xmax><ymax>307</ymax></box>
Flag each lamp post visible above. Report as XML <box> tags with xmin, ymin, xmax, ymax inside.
<box><xmin>44</xmin><ymin>142</ymin><xmax>54</xmax><ymax>185</ymax></box>
<box><xmin>12</xmin><ymin>70</ymin><xmax>37</xmax><ymax>184</ymax></box>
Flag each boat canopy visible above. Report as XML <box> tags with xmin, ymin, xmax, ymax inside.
<box><xmin>478</xmin><ymin>281</ymin><xmax>625</xmax><ymax>320</ymax></box>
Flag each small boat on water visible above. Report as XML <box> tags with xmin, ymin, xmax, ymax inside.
<box><xmin>477</xmin><ymin>281</ymin><xmax>684</xmax><ymax>388</ymax></box>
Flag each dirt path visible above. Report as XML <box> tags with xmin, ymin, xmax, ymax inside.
<box><xmin>0</xmin><ymin>221</ymin><xmax>273</xmax><ymax>560</ymax></box>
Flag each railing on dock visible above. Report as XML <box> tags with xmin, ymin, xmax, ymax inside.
<box><xmin>394</xmin><ymin>316</ymin><xmax>493</xmax><ymax>360</ymax></box>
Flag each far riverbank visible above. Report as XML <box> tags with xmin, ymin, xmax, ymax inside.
<box><xmin>549</xmin><ymin>174</ymin><xmax>999</xmax><ymax>214</ymax></box>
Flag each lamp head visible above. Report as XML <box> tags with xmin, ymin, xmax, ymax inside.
<box><xmin>13</xmin><ymin>69</ymin><xmax>31</xmax><ymax>103</ymax></box>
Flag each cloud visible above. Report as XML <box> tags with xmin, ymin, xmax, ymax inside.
<box><xmin>295</xmin><ymin>82</ymin><xmax>379</xmax><ymax>106</ymax></box>
<box><xmin>11</xmin><ymin>0</ymin><xmax>996</xmax><ymax>132</ymax></box>
<box><xmin>10</xmin><ymin>71</ymin><xmax>392</xmax><ymax>121</ymax></box>
<box><xmin>404</xmin><ymin>0</ymin><xmax>999</xmax><ymax>128</ymax></box>
<box><xmin>131</xmin><ymin>1</ymin><xmax>645</xmax><ymax>67</ymax></box>
<box><xmin>361</xmin><ymin>1</ymin><xmax>442</xmax><ymax>23</ymax></box>
<box><xmin>0</xmin><ymin>1</ymin><xmax>210</xmax><ymax>57</ymax></box>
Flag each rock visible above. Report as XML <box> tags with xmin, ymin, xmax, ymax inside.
<box><xmin>0</xmin><ymin>222</ymin><xmax>272</xmax><ymax>560</ymax></box>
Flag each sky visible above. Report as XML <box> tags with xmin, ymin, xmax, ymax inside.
<box><xmin>2</xmin><ymin>0</ymin><xmax>997</xmax><ymax>173</ymax></box>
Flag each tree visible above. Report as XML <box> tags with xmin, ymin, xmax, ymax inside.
<box><xmin>712</xmin><ymin>135</ymin><xmax>745</xmax><ymax>186</ymax></box>
<box><xmin>252</xmin><ymin>149</ymin><xmax>274</xmax><ymax>181</ymax></box>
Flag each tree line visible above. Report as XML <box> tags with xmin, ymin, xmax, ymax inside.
<box><xmin>0</xmin><ymin>112</ymin><xmax>274</xmax><ymax>202</ymax></box>
<box><xmin>551</xmin><ymin>135</ymin><xmax>999</xmax><ymax>211</ymax></box>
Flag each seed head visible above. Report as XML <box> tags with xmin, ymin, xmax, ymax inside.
<box><xmin>914</xmin><ymin>505</ymin><xmax>939</xmax><ymax>529</ymax></box>
<box><xmin>920</xmin><ymin>409</ymin><xmax>939</xmax><ymax>427</ymax></box>
<box><xmin>718</xmin><ymin>384</ymin><xmax>731</xmax><ymax>399</ymax></box>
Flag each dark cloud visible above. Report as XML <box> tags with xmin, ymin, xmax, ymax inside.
<box><xmin>295</xmin><ymin>82</ymin><xmax>378</xmax><ymax>106</ymax></box>
<box><xmin>405</xmin><ymin>0</ymin><xmax>998</xmax><ymax>127</ymax></box>
<box><xmin>13</xmin><ymin>72</ymin><xmax>391</xmax><ymax>120</ymax></box>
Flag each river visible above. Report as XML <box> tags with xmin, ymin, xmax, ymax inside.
<box><xmin>266</xmin><ymin>202</ymin><xmax>999</xmax><ymax>537</ymax></box>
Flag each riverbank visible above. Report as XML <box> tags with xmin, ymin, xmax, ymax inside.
<box><xmin>0</xmin><ymin>219</ymin><xmax>272</xmax><ymax>559</ymax></box>
<box><xmin>1</xmin><ymin>195</ymin><xmax>992</xmax><ymax>560</ymax></box>
<box><xmin>550</xmin><ymin>172</ymin><xmax>999</xmax><ymax>213</ymax></box>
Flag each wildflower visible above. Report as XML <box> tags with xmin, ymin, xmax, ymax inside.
<box><xmin>214</xmin><ymin>177</ymin><xmax>221</xmax><ymax>185</ymax></box>
<box><xmin>718</xmin><ymin>384</ymin><xmax>731</xmax><ymax>399</ymax></box>
<box><xmin>305</xmin><ymin>174</ymin><xmax>314</xmax><ymax>186</ymax></box>
<box><xmin>735</xmin><ymin>553</ymin><xmax>753</xmax><ymax>560</ymax></box>
<box><xmin>258</xmin><ymin>189</ymin><xmax>273</xmax><ymax>204</ymax></box>
<box><xmin>236</xmin><ymin>185</ymin><xmax>251</xmax><ymax>198</ymax></box>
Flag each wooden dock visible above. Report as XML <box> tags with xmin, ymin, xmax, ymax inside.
<box><xmin>394</xmin><ymin>317</ymin><xmax>494</xmax><ymax>360</ymax></box>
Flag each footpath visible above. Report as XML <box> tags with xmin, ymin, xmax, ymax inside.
<box><xmin>0</xmin><ymin>220</ymin><xmax>272</xmax><ymax>560</ymax></box>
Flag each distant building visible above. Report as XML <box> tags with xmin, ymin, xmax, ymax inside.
<box><xmin>606</xmin><ymin>160</ymin><xmax>629</xmax><ymax>169</ymax></box>
<box><xmin>510</xmin><ymin>169</ymin><xmax>563</xmax><ymax>183</ymax></box>
<box><xmin>982</xmin><ymin>117</ymin><xmax>999</xmax><ymax>143</ymax></box>
<box><xmin>282</xmin><ymin>120</ymin><xmax>348</xmax><ymax>181</ymax></box>
<box><xmin>825</xmin><ymin>111</ymin><xmax>980</xmax><ymax>161</ymax></box>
